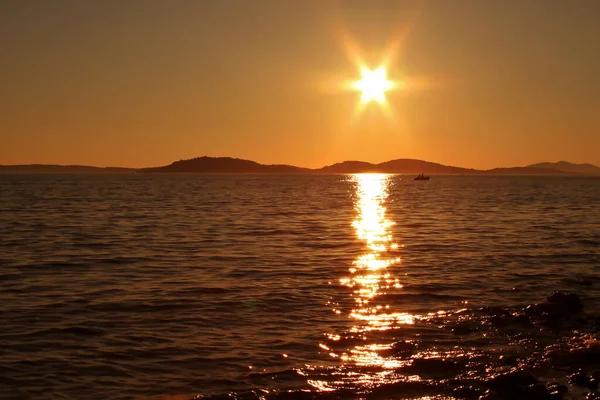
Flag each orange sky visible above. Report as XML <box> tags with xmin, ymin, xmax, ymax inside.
<box><xmin>1</xmin><ymin>0</ymin><xmax>599</xmax><ymax>169</ymax></box>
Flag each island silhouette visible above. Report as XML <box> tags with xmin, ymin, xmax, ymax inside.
<box><xmin>1</xmin><ymin>157</ymin><xmax>599</xmax><ymax>175</ymax></box>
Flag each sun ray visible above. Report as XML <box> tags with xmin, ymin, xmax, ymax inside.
<box><xmin>315</xmin><ymin>7</ymin><xmax>432</xmax><ymax>123</ymax></box>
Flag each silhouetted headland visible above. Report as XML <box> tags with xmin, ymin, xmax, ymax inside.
<box><xmin>529</xmin><ymin>161</ymin><xmax>600</xmax><ymax>175</ymax></box>
<box><xmin>138</xmin><ymin>157</ymin><xmax>600</xmax><ymax>175</ymax></box>
<box><xmin>317</xmin><ymin>159</ymin><xmax>478</xmax><ymax>174</ymax></box>
<box><xmin>2</xmin><ymin>158</ymin><xmax>599</xmax><ymax>175</ymax></box>
<box><xmin>138</xmin><ymin>156</ymin><xmax>311</xmax><ymax>174</ymax></box>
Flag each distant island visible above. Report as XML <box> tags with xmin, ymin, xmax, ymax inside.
<box><xmin>1</xmin><ymin>157</ymin><xmax>599</xmax><ymax>175</ymax></box>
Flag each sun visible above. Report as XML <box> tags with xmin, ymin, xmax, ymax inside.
<box><xmin>351</xmin><ymin>66</ymin><xmax>396</xmax><ymax>105</ymax></box>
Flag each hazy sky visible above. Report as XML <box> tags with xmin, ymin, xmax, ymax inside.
<box><xmin>1</xmin><ymin>0</ymin><xmax>599</xmax><ymax>168</ymax></box>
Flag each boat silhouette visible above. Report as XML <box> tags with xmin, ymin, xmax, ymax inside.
<box><xmin>414</xmin><ymin>173</ymin><xmax>430</xmax><ymax>181</ymax></box>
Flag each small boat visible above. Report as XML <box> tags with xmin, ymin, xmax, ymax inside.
<box><xmin>414</xmin><ymin>174</ymin><xmax>430</xmax><ymax>181</ymax></box>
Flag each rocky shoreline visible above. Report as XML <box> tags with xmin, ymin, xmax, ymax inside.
<box><xmin>194</xmin><ymin>291</ymin><xmax>600</xmax><ymax>400</ymax></box>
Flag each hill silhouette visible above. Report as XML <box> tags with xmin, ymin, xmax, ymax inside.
<box><xmin>138</xmin><ymin>157</ymin><xmax>311</xmax><ymax>173</ymax></box>
<box><xmin>2</xmin><ymin>157</ymin><xmax>599</xmax><ymax>175</ymax></box>
<box><xmin>317</xmin><ymin>161</ymin><xmax>381</xmax><ymax>173</ymax></box>
<box><xmin>484</xmin><ymin>166</ymin><xmax>573</xmax><ymax>175</ymax></box>
<box><xmin>527</xmin><ymin>161</ymin><xmax>600</xmax><ymax>176</ymax></box>
<box><xmin>317</xmin><ymin>159</ymin><xmax>478</xmax><ymax>174</ymax></box>
<box><xmin>138</xmin><ymin>157</ymin><xmax>599</xmax><ymax>175</ymax></box>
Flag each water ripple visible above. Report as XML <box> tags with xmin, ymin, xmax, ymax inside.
<box><xmin>0</xmin><ymin>174</ymin><xmax>598</xmax><ymax>399</ymax></box>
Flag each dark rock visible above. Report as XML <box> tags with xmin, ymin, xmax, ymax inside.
<box><xmin>524</xmin><ymin>383</ymin><xmax>551</xmax><ymax>399</ymax></box>
<box><xmin>540</xmin><ymin>312</ymin><xmax>568</xmax><ymax>328</ymax></box>
<box><xmin>369</xmin><ymin>381</ymin><xmax>433</xmax><ymax>398</ymax></box>
<box><xmin>452</xmin><ymin>385</ymin><xmax>481</xmax><ymax>399</ymax></box>
<box><xmin>269</xmin><ymin>391</ymin><xmax>314</xmax><ymax>400</ymax></box>
<box><xmin>487</xmin><ymin>369</ymin><xmax>538</xmax><ymax>387</ymax></box>
<box><xmin>546</xmin><ymin>291</ymin><xmax>583</xmax><ymax>313</ymax></box>
<box><xmin>404</xmin><ymin>358</ymin><xmax>465</xmax><ymax>378</ymax></box>
<box><xmin>592</xmin><ymin>370</ymin><xmax>600</xmax><ymax>381</ymax></box>
<box><xmin>477</xmin><ymin>389</ymin><xmax>502</xmax><ymax>400</ymax></box>
<box><xmin>480</xmin><ymin>307</ymin><xmax>511</xmax><ymax>317</ymax></box>
<box><xmin>567</xmin><ymin>370</ymin><xmax>590</xmax><ymax>387</ymax></box>
<box><xmin>451</xmin><ymin>324</ymin><xmax>478</xmax><ymax>335</ymax></box>
<box><xmin>486</xmin><ymin>370</ymin><xmax>538</xmax><ymax>397</ymax></box>
<box><xmin>499</xmin><ymin>354</ymin><xmax>519</xmax><ymax>366</ymax></box>
<box><xmin>323</xmin><ymin>390</ymin><xmax>358</xmax><ymax>400</ymax></box>
<box><xmin>578</xmin><ymin>346</ymin><xmax>600</xmax><ymax>364</ymax></box>
<box><xmin>588</xmin><ymin>377</ymin><xmax>598</xmax><ymax>391</ymax></box>
<box><xmin>525</xmin><ymin>302</ymin><xmax>555</xmax><ymax>316</ymax></box>
<box><xmin>514</xmin><ymin>314</ymin><xmax>531</xmax><ymax>326</ymax></box>
<box><xmin>489</xmin><ymin>315</ymin><xmax>512</xmax><ymax>328</ymax></box>
<box><xmin>567</xmin><ymin>366</ymin><xmax>578</xmax><ymax>374</ymax></box>
<box><xmin>547</xmin><ymin>382</ymin><xmax>568</xmax><ymax>398</ymax></box>
<box><xmin>200</xmin><ymin>393</ymin><xmax>259</xmax><ymax>400</ymax></box>
<box><xmin>448</xmin><ymin>378</ymin><xmax>463</xmax><ymax>386</ymax></box>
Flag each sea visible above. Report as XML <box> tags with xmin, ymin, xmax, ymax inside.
<box><xmin>1</xmin><ymin>174</ymin><xmax>599</xmax><ymax>400</ymax></box>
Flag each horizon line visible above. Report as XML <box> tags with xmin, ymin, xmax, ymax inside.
<box><xmin>0</xmin><ymin>156</ymin><xmax>598</xmax><ymax>171</ymax></box>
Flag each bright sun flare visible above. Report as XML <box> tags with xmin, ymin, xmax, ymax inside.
<box><xmin>351</xmin><ymin>66</ymin><xmax>396</xmax><ymax>105</ymax></box>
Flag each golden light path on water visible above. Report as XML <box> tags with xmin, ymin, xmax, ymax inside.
<box><xmin>345</xmin><ymin>174</ymin><xmax>405</xmax><ymax>329</ymax></box>
<box><xmin>343</xmin><ymin>174</ymin><xmax>411</xmax><ymax>368</ymax></box>
<box><xmin>310</xmin><ymin>174</ymin><xmax>418</xmax><ymax>391</ymax></box>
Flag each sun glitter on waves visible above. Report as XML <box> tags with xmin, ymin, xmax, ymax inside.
<box><xmin>345</xmin><ymin>174</ymin><xmax>405</xmax><ymax>325</ymax></box>
<box><xmin>310</xmin><ymin>174</ymin><xmax>416</xmax><ymax>391</ymax></box>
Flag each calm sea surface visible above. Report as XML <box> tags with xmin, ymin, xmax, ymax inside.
<box><xmin>1</xmin><ymin>174</ymin><xmax>599</xmax><ymax>400</ymax></box>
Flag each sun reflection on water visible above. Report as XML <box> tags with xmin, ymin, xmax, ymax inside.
<box><xmin>315</xmin><ymin>174</ymin><xmax>418</xmax><ymax>387</ymax></box>
<box><xmin>344</xmin><ymin>174</ymin><xmax>407</xmax><ymax>330</ymax></box>
<box><xmin>309</xmin><ymin>174</ymin><xmax>429</xmax><ymax>391</ymax></box>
